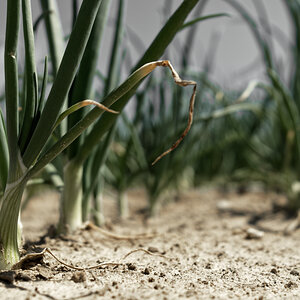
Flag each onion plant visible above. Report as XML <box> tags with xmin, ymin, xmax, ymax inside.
<box><xmin>86</xmin><ymin>6</ymin><xmax>232</xmax><ymax>219</ymax></box>
<box><xmin>0</xmin><ymin>0</ymin><xmax>201</xmax><ymax>269</ymax></box>
<box><xmin>121</xmin><ymin>73</ymin><xmax>263</xmax><ymax>215</ymax></box>
<box><xmin>223</xmin><ymin>0</ymin><xmax>300</xmax><ymax>210</ymax></box>
<box><xmin>0</xmin><ymin>0</ymin><xmax>109</xmax><ymax>270</ymax></box>
<box><xmin>46</xmin><ymin>0</ymin><xmax>202</xmax><ymax>233</ymax></box>
<box><xmin>103</xmin><ymin>115</ymin><xmax>144</xmax><ymax>219</ymax></box>
<box><xmin>191</xmin><ymin>76</ymin><xmax>266</xmax><ymax>185</ymax></box>
<box><xmin>103</xmin><ymin>7</ymin><xmax>262</xmax><ymax>216</ymax></box>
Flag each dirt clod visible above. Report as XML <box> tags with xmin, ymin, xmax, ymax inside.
<box><xmin>127</xmin><ymin>263</ymin><xmax>136</xmax><ymax>271</ymax></box>
<box><xmin>142</xmin><ymin>268</ymin><xmax>150</xmax><ymax>275</ymax></box>
<box><xmin>270</xmin><ymin>268</ymin><xmax>278</xmax><ymax>274</ymax></box>
<box><xmin>0</xmin><ymin>271</ymin><xmax>15</xmax><ymax>284</ymax></box>
<box><xmin>36</xmin><ymin>266</ymin><xmax>51</xmax><ymax>280</ymax></box>
<box><xmin>148</xmin><ymin>246</ymin><xmax>159</xmax><ymax>253</ymax></box>
<box><xmin>205</xmin><ymin>263</ymin><xmax>212</xmax><ymax>269</ymax></box>
<box><xmin>71</xmin><ymin>271</ymin><xmax>86</xmax><ymax>283</ymax></box>
<box><xmin>290</xmin><ymin>269</ymin><xmax>299</xmax><ymax>276</ymax></box>
<box><xmin>15</xmin><ymin>271</ymin><xmax>34</xmax><ymax>281</ymax></box>
<box><xmin>284</xmin><ymin>281</ymin><xmax>298</xmax><ymax>289</ymax></box>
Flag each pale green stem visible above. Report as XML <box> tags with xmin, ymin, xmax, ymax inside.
<box><xmin>148</xmin><ymin>194</ymin><xmax>160</xmax><ymax>217</ymax></box>
<box><xmin>0</xmin><ymin>180</ymin><xmax>27</xmax><ymax>270</ymax></box>
<box><xmin>91</xmin><ymin>176</ymin><xmax>105</xmax><ymax>227</ymax></box>
<box><xmin>118</xmin><ymin>191</ymin><xmax>129</xmax><ymax>219</ymax></box>
<box><xmin>93</xmin><ymin>192</ymin><xmax>105</xmax><ymax>227</ymax></box>
<box><xmin>39</xmin><ymin>0</ymin><xmax>64</xmax><ymax>76</ymax></box>
<box><xmin>57</xmin><ymin>161</ymin><xmax>83</xmax><ymax>234</ymax></box>
<box><xmin>5</xmin><ymin>0</ymin><xmax>21</xmax><ymax>182</ymax></box>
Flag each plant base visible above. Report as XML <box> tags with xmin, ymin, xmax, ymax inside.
<box><xmin>57</xmin><ymin>161</ymin><xmax>83</xmax><ymax>234</ymax></box>
<box><xmin>0</xmin><ymin>183</ymin><xmax>26</xmax><ymax>269</ymax></box>
<box><xmin>118</xmin><ymin>191</ymin><xmax>129</xmax><ymax>219</ymax></box>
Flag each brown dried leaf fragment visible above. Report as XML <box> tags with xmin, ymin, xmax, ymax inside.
<box><xmin>151</xmin><ymin>60</ymin><xmax>197</xmax><ymax>165</ymax></box>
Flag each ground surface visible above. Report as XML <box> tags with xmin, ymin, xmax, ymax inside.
<box><xmin>0</xmin><ymin>187</ymin><xmax>300</xmax><ymax>299</ymax></box>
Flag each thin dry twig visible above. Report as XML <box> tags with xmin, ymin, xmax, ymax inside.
<box><xmin>85</xmin><ymin>222</ymin><xmax>157</xmax><ymax>240</ymax></box>
<box><xmin>13</xmin><ymin>246</ymin><xmax>171</xmax><ymax>271</ymax></box>
<box><xmin>44</xmin><ymin>248</ymin><xmax>121</xmax><ymax>271</ymax></box>
<box><xmin>12</xmin><ymin>248</ymin><xmax>121</xmax><ymax>271</ymax></box>
<box><xmin>122</xmin><ymin>248</ymin><xmax>172</xmax><ymax>260</ymax></box>
<box><xmin>151</xmin><ymin>60</ymin><xmax>197</xmax><ymax>165</ymax></box>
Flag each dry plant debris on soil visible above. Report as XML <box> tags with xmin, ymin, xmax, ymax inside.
<box><xmin>0</xmin><ymin>188</ymin><xmax>300</xmax><ymax>299</ymax></box>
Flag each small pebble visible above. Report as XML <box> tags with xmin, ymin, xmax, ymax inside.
<box><xmin>245</xmin><ymin>228</ymin><xmax>264</xmax><ymax>240</ymax></box>
<box><xmin>216</xmin><ymin>200</ymin><xmax>231</xmax><ymax>211</ymax></box>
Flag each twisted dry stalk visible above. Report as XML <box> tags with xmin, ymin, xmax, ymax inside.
<box><xmin>85</xmin><ymin>222</ymin><xmax>157</xmax><ymax>240</ymax></box>
<box><xmin>151</xmin><ymin>60</ymin><xmax>197</xmax><ymax>165</ymax></box>
<box><xmin>49</xmin><ymin>60</ymin><xmax>196</xmax><ymax>167</ymax></box>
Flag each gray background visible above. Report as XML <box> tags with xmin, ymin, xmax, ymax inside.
<box><xmin>0</xmin><ymin>0</ymin><xmax>292</xmax><ymax>94</ymax></box>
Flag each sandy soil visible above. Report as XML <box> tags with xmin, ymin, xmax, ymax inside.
<box><xmin>0</xmin><ymin>187</ymin><xmax>300</xmax><ymax>299</ymax></box>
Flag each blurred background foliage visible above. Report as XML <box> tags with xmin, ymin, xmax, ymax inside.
<box><xmin>1</xmin><ymin>0</ymin><xmax>300</xmax><ymax>220</ymax></box>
